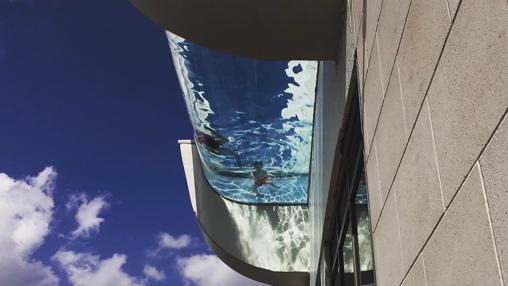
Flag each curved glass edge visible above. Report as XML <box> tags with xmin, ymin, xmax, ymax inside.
<box><xmin>167</xmin><ymin>32</ymin><xmax>318</xmax><ymax>204</ymax></box>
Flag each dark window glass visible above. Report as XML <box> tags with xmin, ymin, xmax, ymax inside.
<box><xmin>354</xmin><ymin>173</ymin><xmax>375</xmax><ymax>285</ymax></box>
<box><xmin>329</xmin><ymin>63</ymin><xmax>375</xmax><ymax>286</ymax></box>
<box><xmin>333</xmin><ymin>170</ymin><xmax>375</xmax><ymax>286</ymax></box>
<box><xmin>342</xmin><ymin>223</ymin><xmax>356</xmax><ymax>285</ymax></box>
<box><xmin>343</xmin><ymin>223</ymin><xmax>355</xmax><ymax>274</ymax></box>
<box><xmin>355</xmin><ymin>174</ymin><xmax>374</xmax><ymax>272</ymax></box>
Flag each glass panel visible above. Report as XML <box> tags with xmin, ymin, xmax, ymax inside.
<box><xmin>343</xmin><ymin>224</ymin><xmax>355</xmax><ymax>273</ymax></box>
<box><xmin>355</xmin><ymin>172</ymin><xmax>375</xmax><ymax>285</ymax></box>
<box><xmin>342</xmin><ymin>223</ymin><xmax>356</xmax><ymax>285</ymax></box>
<box><xmin>168</xmin><ymin>32</ymin><xmax>318</xmax><ymax>204</ymax></box>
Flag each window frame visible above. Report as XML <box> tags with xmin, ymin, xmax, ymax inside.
<box><xmin>329</xmin><ymin>63</ymin><xmax>376</xmax><ymax>286</ymax></box>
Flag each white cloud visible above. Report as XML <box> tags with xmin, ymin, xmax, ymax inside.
<box><xmin>158</xmin><ymin>232</ymin><xmax>191</xmax><ymax>249</ymax></box>
<box><xmin>143</xmin><ymin>264</ymin><xmax>165</xmax><ymax>281</ymax></box>
<box><xmin>149</xmin><ymin>232</ymin><xmax>192</xmax><ymax>256</ymax></box>
<box><xmin>53</xmin><ymin>250</ymin><xmax>144</xmax><ymax>286</ymax></box>
<box><xmin>177</xmin><ymin>254</ymin><xmax>266</xmax><ymax>286</ymax></box>
<box><xmin>68</xmin><ymin>194</ymin><xmax>109</xmax><ymax>238</ymax></box>
<box><xmin>0</xmin><ymin>167</ymin><xmax>59</xmax><ymax>286</ymax></box>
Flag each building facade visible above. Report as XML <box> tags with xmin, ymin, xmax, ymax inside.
<box><xmin>132</xmin><ymin>0</ymin><xmax>507</xmax><ymax>285</ymax></box>
<box><xmin>339</xmin><ymin>0</ymin><xmax>507</xmax><ymax>285</ymax></box>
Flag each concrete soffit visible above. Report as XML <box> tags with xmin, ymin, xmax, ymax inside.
<box><xmin>129</xmin><ymin>0</ymin><xmax>344</xmax><ymax>60</ymax></box>
<box><xmin>200</xmin><ymin>220</ymin><xmax>310</xmax><ymax>286</ymax></box>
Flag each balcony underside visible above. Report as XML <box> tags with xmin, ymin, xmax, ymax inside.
<box><xmin>129</xmin><ymin>0</ymin><xmax>344</xmax><ymax>60</ymax></box>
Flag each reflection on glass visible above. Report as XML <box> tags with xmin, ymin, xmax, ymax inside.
<box><xmin>354</xmin><ymin>172</ymin><xmax>376</xmax><ymax>286</ymax></box>
<box><xmin>343</xmin><ymin>224</ymin><xmax>355</xmax><ymax>273</ymax></box>
<box><xmin>168</xmin><ymin>32</ymin><xmax>318</xmax><ymax>204</ymax></box>
<box><xmin>355</xmin><ymin>174</ymin><xmax>374</xmax><ymax>272</ymax></box>
<box><xmin>341</xmin><ymin>223</ymin><xmax>357</xmax><ymax>286</ymax></box>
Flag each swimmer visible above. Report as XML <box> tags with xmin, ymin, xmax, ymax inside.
<box><xmin>195</xmin><ymin>126</ymin><xmax>242</xmax><ymax>167</ymax></box>
<box><xmin>251</xmin><ymin>161</ymin><xmax>279</xmax><ymax>194</ymax></box>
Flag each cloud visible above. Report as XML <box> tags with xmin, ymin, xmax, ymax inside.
<box><xmin>53</xmin><ymin>250</ymin><xmax>144</xmax><ymax>286</ymax></box>
<box><xmin>67</xmin><ymin>193</ymin><xmax>109</xmax><ymax>238</ymax></box>
<box><xmin>143</xmin><ymin>264</ymin><xmax>166</xmax><ymax>281</ymax></box>
<box><xmin>0</xmin><ymin>167</ymin><xmax>59</xmax><ymax>286</ymax></box>
<box><xmin>158</xmin><ymin>232</ymin><xmax>191</xmax><ymax>249</ymax></box>
<box><xmin>177</xmin><ymin>254</ymin><xmax>266</xmax><ymax>286</ymax></box>
<box><xmin>148</xmin><ymin>232</ymin><xmax>192</xmax><ymax>256</ymax></box>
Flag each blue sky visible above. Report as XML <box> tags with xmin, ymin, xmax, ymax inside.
<box><xmin>0</xmin><ymin>1</ymin><xmax>264</xmax><ymax>285</ymax></box>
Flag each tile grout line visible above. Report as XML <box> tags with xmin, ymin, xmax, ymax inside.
<box><xmin>393</xmin><ymin>188</ymin><xmax>406</xmax><ymax>277</ymax></box>
<box><xmin>350</xmin><ymin>0</ymin><xmax>355</xmax><ymax>44</ymax></box>
<box><xmin>396</xmin><ymin>59</ymin><xmax>409</xmax><ymax>139</ymax></box>
<box><xmin>444</xmin><ymin>0</ymin><xmax>452</xmax><ymax>23</ymax></box>
<box><xmin>350</xmin><ymin>0</ymin><xmax>357</xmax><ymax>48</ymax></box>
<box><xmin>356</xmin><ymin>9</ymin><xmax>363</xmax><ymax>47</ymax></box>
<box><xmin>378</xmin><ymin>0</ymin><xmax>415</xmax><ymax>99</ymax></box>
<box><xmin>364</xmin><ymin>35</ymin><xmax>382</xmax><ymax>161</ymax></box>
<box><xmin>367</xmin><ymin>0</ymin><xmax>462</xmax><ymax>240</ymax></box>
<box><xmin>374</xmin><ymin>142</ymin><xmax>384</xmax><ymax>230</ymax></box>
<box><xmin>426</xmin><ymin>98</ymin><xmax>446</xmax><ymax>211</ymax></box>
<box><xmin>395</xmin><ymin>108</ymin><xmax>508</xmax><ymax>286</ymax></box>
<box><xmin>362</xmin><ymin>0</ymin><xmax>385</xmax><ymax>87</ymax></box>
<box><xmin>364</xmin><ymin>0</ymin><xmax>415</xmax><ymax>178</ymax></box>
<box><xmin>478</xmin><ymin>161</ymin><xmax>506</xmax><ymax>286</ymax></box>
<box><xmin>422</xmin><ymin>254</ymin><xmax>429</xmax><ymax>286</ymax></box>
<box><xmin>375</xmin><ymin>33</ymin><xmax>385</xmax><ymax>96</ymax></box>
<box><xmin>365</xmin><ymin>32</ymin><xmax>385</xmax><ymax>162</ymax></box>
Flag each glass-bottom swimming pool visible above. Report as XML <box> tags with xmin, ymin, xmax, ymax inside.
<box><xmin>169</xmin><ymin>32</ymin><xmax>317</xmax><ymax>205</ymax></box>
<box><xmin>202</xmin><ymin>166</ymin><xmax>309</xmax><ymax>204</ymax></box>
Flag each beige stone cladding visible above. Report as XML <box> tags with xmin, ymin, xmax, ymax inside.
<box><xmin>354</xmin><ymin>0</ymin><xmax>508</xmax><ymax>283</ymax></box>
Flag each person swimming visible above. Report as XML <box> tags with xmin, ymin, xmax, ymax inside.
<box><xmin>195</xmin><ymin>126</ymin><xmax>242</xmax><ymax>167</ymax></box>
<box><xmin>251</xmin><ymin>161</ymin><xmax>279</xmax><ymax>194</ymax></box>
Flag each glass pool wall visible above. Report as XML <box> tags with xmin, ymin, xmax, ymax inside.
<box><xmin>168</xmin><ymin>32</ymin><xmax>318</xmax><ymax>204</ymax></box>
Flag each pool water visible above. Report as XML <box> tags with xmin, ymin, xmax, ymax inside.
<box><xmin>168</xmin><ymin>32</ymin><xmax>318</xmax><ymax>204</ymax></box>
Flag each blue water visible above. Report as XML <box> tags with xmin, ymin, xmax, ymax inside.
<box><xmin>168</xmin><ymin>33</ymin><xmax>318</xmax><ymax>204</ymax></box>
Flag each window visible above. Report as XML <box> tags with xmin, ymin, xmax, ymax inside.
<box><xmin>168</xmin><ymin>32</ymin><xmax>318</xmax><ymax>204</ymax></box>
<box><xmin>329</xmin><ymin>65</ymin><xmax>376</xmax><ymax>286</ymax></box>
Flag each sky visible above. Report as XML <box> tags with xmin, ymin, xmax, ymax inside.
<box><xmin>0</xmin><ymin>0</ymin><xmax>265</xmax><ymax>285</ymax></box>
